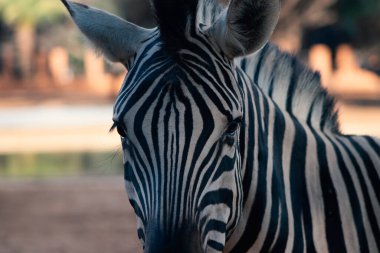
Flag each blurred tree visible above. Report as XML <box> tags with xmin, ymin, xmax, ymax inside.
<box><xmin>272</xmin><ymin>0</ymin><xmax>380</xmax><ymax>52</ymax></box>
<box><xmin>337</xmin><ymin>0</ymin><xmax>380</xmax><ymax>47</ymax></box>
<box><xmin>272</xmin><ymin>0</ymin><xmax>337</xmax><ymax>51</ymax></box>
<box><xmin>338</xmin><ymin>0</ymin><xmax>380</xmax><ymax>26</ymax></box>
<box><xmin>0</xmin><ymin>0</ymin><xmax>66</xmax><ymax>79</ymax></box>
<box><xmin>114</xmin><ymin>0</ymin><xmax>155</xmax><ymax>28</ymax></box>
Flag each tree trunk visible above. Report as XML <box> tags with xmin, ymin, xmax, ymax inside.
<box><xmin>15</xmin><ymin>24</ymin><xmax>35</xmax><ymax>81</ymax></box>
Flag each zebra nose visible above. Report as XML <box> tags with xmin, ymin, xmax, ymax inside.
<box><xmin>144</xmin><ymin>227</ymin><xmax>203</xmax><ymax>253</ymax></box>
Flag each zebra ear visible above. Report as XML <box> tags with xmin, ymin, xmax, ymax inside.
<box><xmin>60</xmin><ymin>0</ymin><xmax>151</xmax><ymax>65</ymax></box>
<box><xmin>206</xmin><ymin>0</ymin><xmax>280</xmax><ymax>58</ymax></box>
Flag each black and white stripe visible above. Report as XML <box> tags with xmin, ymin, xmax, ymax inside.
<box><xmin>62</xmin><ymin>0</ymin><xmax>380</xmax><ymax>252</ymax></box>
<box><xmin>225</xmin><ymin>67</ymin><xmax>380</xmax><ymax>253</ymax></box>
<box><xmin>113</xmin><ymin>29</ymin><xmax>245</xmax><ymax>252</ymax></box>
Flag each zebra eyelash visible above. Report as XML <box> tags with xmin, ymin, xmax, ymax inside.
<box><xmin>110</xmin><ymin>122</ymin><xmax>128</xmax><ymax>138</ymax></box>
<box><xmin>109</xmin><ymin>122</ymin><xmax>118</xmax><ymax>133</ymax></box>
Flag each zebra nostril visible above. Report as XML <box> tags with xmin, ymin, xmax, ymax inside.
<box><xmin>144</xmin><ymin>226</ymin><xmax>203</xmax><ymax>253</ymax></box>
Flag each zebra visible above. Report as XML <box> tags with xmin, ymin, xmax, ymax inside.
<box><xmin>61</xmin><ymin>0</ymin><xmax>380</xmax><ymax>252</ymax></box>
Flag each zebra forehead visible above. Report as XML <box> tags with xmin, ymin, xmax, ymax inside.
<box><xmin>113</xmin><ymin>52</ymin><xmax>242</xmax><ymax>123</ymax></box>
<box><xmin>151</xmin><ymin>0</ymin><xmax>199</xmax><ymax>53</ymax></box>
<box><xmin>113</xmin><ymin>77</ymin><xmax>239</xmax><ymax>129</ymax></box>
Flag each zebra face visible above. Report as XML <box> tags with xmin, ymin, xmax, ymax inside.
<box><xmin>62</xmin><ymin>0</ymin><xmax>280</xmax><ymax>251</ymax></box>
<box><xmin>112</xmin><ymin>31</ymin><xmax>245</xmax><ymax>252</ymax></box>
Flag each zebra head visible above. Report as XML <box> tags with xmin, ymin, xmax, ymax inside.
<box><xmin>62</xmin><ymin>0</ymin><xmax>279</xmax><ymax>252</ymax></box>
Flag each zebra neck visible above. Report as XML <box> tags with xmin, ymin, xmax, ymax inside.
<box><xmin>240</xmin><ymin>68</ymin><xmax>315</xmax><ymax>199</ymax></box>
<box><xmin>229</xmin><ymin>76</ymin><xmax>311</xmax><ymax>251</ymax></box>
<box><xmin>236</xmin><ymin>44</ymin><xmax>340</xmax><ymax>133</ymax></box>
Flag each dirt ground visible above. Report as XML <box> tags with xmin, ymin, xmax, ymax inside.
<box><xmin>0</xmin><ymin>176</ymin><xmax>142</xmax><ymax>253</ymax></box>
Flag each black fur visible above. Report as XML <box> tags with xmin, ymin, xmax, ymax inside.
<box><xmin>151</xmin><ymin>0</ymin><xmax>199</xmax><ymax>53</ymax></box>
<box><xmin>61</xmin><ymin>0</ymin><xmax>89</xmax><ymax>17</ymax></box>
<box><xmin>60</xmin><ymin>0</ymin><xmax>73</xmax><ymax>16</ymax></box>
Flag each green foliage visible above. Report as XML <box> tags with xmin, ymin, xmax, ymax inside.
<box><xmin>337</xmin><ymin>0</ymin><xmax>380</xmax><ymax>37</ymax></box>
<box><xmin>0</xmin><ymin>152</ymin><xmax>123</xmax><ymax>178</ymax></box>
<box><xmin>0</xmin><ymin>0</ymin><xmax>67</xmax><ymax>26</ymax></box>
<box><xmin>339</xmin><ymin>0</ymin><xmax>380</xmax><ymax>25</ymax></box>
<box><xmin>92</xmin><ymin>0</ymin><xmax>119</xmax><ymax>15</ymax></box>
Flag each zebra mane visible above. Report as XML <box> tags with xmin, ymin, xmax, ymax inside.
<box><xmin>196</xmin><ymin>0</ymin><xmax>340</xmax><ymax>133</ymax></box>
<box><xmin>151</xmin><ymin>0</ymin><xmax>199</xmax><ymax>53</ymax></box>
<box><xmin>238</xmin><ymin>44</ymin><xmax>340</xmax><ymax>133</ymax></box>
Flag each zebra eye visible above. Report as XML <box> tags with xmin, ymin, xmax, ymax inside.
<box><xmin>116</xmin><ymin>125</ymin><xmax>128</xmax><ymax>138</ymax></box>
<box><xmin>111</xmin><ymin>122</ymin><xmax>128</xmax><ymax>138</ymax></box>
<box><xmin>225</xmin><ymin>118</ymin><xmax>242</xmax><ymax>135</ymax></box>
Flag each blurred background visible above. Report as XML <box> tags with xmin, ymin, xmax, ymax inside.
<box><xmin>0</xmin><ymin>0</ymin><xmax>379</xmax><ymax>252</ymax></box>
